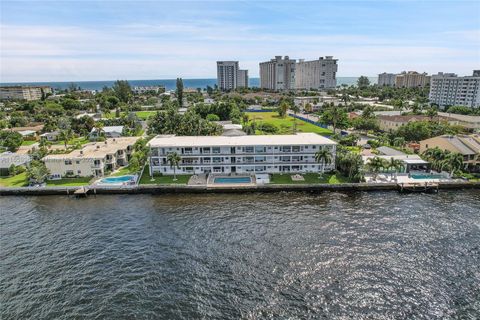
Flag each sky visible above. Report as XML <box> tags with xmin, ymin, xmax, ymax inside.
<box><xmin>1</xmin><ymin>0</ymin><xmax>479</xmax><ymax>82</ymax></box>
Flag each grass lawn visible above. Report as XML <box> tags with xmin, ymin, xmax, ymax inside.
<box><xmin>111</xmin><ymin>166</ymin><xmax>138</xmax><ymax>176</ymax></box>
<box><xmin>269</xmin><ymin>173</ymin><xmax>351</xmax><ymax>184</ymax></box>
<box><xmin>0</xmin><ymin>172</ymin><xmax>28</xmax><ymax>187</ymax></box>
<box><xmin>46</xmin><ymin>177</ymin><xmax>93</xmax><ymax>186</ymax></box>
<box><xmin>135</xmin><ymin>111</ymin><xmax>157</xmax><ymax>120</ymax></box>
<box><xmin>346</xmin><ymin>146</ymin><xmax>362</xmax><ymax>154</ymax></box>
<box><xmin>21</xmin><ymin>140</ymin><xmax>37</xmax><ymax>146</ymax></box>
<box><xmin>139</xmin><ymin>165</ymin><xmax>191</xmax><ymax>184</ymax></box>
<box><xmin>246</xmin><ymin>112</ymin><xmax>332</xmax><ymax>135</ymax></box>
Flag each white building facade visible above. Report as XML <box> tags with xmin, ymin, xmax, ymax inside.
<box><xmin>0</xmin><ymin>86</ymin><xmax>52</xmax><ymax>101</ymax></box>
<box><xmin>295</xmin><ymin>56</ymin><xmax>338</xmax><ymax>90</ymax></box>
<box><xmin>148</xmin><ymin>133</ymin><xmax>336</xmax><ymax>175</ymax></box>
<box><xmin>429</xmin><ymin>71</ymin><xmax>480</xmax><ymax>108</ymax></box>
<box><xmin>216</xmin><ymin>61</ymin><xmax>249</xmax><ymax>91</ymax></box>
<box><xmin>217</xmin><ymin>61</ymin><xmax>238</xmax><ymax>90</ymax></box>
<box><xmin>237</xmin><ymin>69</ymin><xmax>249</xmax><ymax>88</ymax></box>
<box><xmin>377</xmin><ymin>73</ymin><xmax>396</xmax><ymax>86</ymax></box>
<box><xmin>259</xmin><ymin>56</ymin><xmax>296</xmax><ymax>90</ymax></box>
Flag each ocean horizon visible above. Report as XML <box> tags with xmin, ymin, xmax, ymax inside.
<box><xmin>0</xmin><ymin>77</ymin><xmax>377</xmax><ymax>91</ymax></box>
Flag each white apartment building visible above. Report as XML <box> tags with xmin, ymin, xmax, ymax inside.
<box><xmin>0</xmin><ymin>86</ymin><xmax>52</xmax><ymax>101</ymax></box>
<box><xmin>295</xmin><ymin>57</ymin><xmax>338</xmax><ymax>90</ymax></box>
<box><xmin>43</xmin><ymin>137</ymin><xmax>138</xmax><ymax>179</ymax></box>
<box><xmin>216</xmin><ymin>61</ymin><xmax>249</xmax><ymax>91</ymax></box>
<box><xmin>395</xmin><ymin>71</ymin><xmax>430</xmax><ymax>88</ymax></box>
<box><xmin>148</xmin><ymin>133</ymin><xmax>336</xmax><ymax>175</ymax></box>
<box><xmin>429</xmin><ymin>71</ymin><xmax>480</xmax><ymax>108</ymax></box>
<box><xmin>259</xmin><ymin>56</ymin><xmax>296</xmax><ymax>91</ymax></box>
<box><xmin>217</xmin><ymin>61</ymin><xmax>238</xmax><ymax>90</ymax></box>
<box><xmin>237</xmin><ymin>69</ymin><xmax>249</xmax><ymax>88</ymax></box>
<box><xmin>378</xmin><ymin>73</ymin><xmax>396</xmax><ymax>86</ymax></box>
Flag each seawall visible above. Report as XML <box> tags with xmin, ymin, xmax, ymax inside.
<box><xmin>1</xmin><ymin>181</ymin><xmax>479</xmax><ymax>196</ymax></box>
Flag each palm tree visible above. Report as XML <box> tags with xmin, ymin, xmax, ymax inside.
<box><xmin>59</xmin><ymin>128</ymin><xmax>73</xmax><ymax>149</ymax></box>
<box><xmin>315</xmin><ymin>149</ymin><xmax>332</xmax><ymax>176</ymax></box>
<box><xmin>93</xmin><ymin>122</ymin><xmax>104</xmax><ymax>141</ymax></box>
<box><xmin>242</xmin><ymin>114</ymin><xmax>249</xmax><ymax>126</ymax></box>
<box><xmin>367</xmin><ymin>156</ymin><xmax>387</xmax><ymax>181</ymax></box>
<box><xmin>393</xmin><ymin>137</ymin><xmax>405</xmax><ymax>148</ymax></box>
<box><xmin>443</xmin><ymin>152</ymin><xmax>464</xmax><ymax>177</ymax></box>
<box><xmin>387</xmin><ymin>157</ymin><xmax>404</xmax><ymax>180</ymax></box>
<box><xmin>167</xmin><ymin>152</ymin><xmax>181</xmax><ymax>181</ymax></box>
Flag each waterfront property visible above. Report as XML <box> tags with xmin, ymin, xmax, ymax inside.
<box><xmin>419</xmin><ymin>134</ymin><xmax>480</xmax><ymax>171</ymax></box>
<box><xmin>43</xmin><ymin>137</ymin><xmax>139</xmax><ymax>179</ymax></box>
<box><xmin>148</xmin><ymin>133</ymin><xmax>336</xmax><ymax>176</ymax></box>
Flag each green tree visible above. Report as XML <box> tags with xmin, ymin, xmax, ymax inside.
<box><xmin>387</xmin><ymin>157</ymin><xmax>404</xmax><ymax>180</ymax></box>
<box><xmin>26</xmin><ymin>160</ymin><xmax>50</xmax><ymax>185</ymax></box>
<box><xmin>112</xmin><ymin>80</ymin><xmax>132</xmax><ymax>103</ymax></box>
<box><xmin>8</xmin><ymin>164</ymin><xmax>17</xmax><ymax>176</ymax></box>
<box><xmin>357</xmin><ymin>76</ymin><xmax>370</xmax><ymax>89</ymax></box>
<box><xmin>277</xmin><ymin>101</ymin><xmax>289</xmax><ymax>118</ymax></box>
<box><xmin>426</xmin><ymin>107</ymin><xmax>438</xmax><ymax>120</ymax></box>
<box><xmin>315</xmin><ymin>148</ymin><xmax>332</xmax><ymax>176</ymax></box>
<box><xmin>291</xmin><ymin>104</ymin><xmax>300</xmax><ymax>115</ymax></box>
<box><xmin>59</xmin><ymin>128</ymin><xmax>74</xmax><ymax>149</ymax></box>
<box><xmin>0</xmin><ymin>131</ymin><xmax>23</xmax><ymax>152</ymax></box>
<box><xmin>167</xmin><ymin>152</ymin><xmax>181</xmax><ymax>181</ymax></box>
<box><xmin>176</xmin><ymin>78</ymin><xmax>184</xmax><ymax>108</ymax></box>
<box><xmin>321</xmin><ymin>103</ymin><xmax>349</xmax><ymax>134</ymax></box>
<box><xmin>367</xmin><ymin>156</ymin><xmax>387</xmax><ymax>180</ymax></box>
<box><xmin>443</xmin><ymin>152</ymin><xmax>464</xmax><ymax>177</ymax></box>
<box><xmin>93</xmin><ymin>122</ymin><xmax>104</xmax><ymax>140</ymax></box>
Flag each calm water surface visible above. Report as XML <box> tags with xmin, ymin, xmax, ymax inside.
<box><xmin>1</xmin><ymin>191</ymin><xmax>479</xmax><ymax>319</ymax></box>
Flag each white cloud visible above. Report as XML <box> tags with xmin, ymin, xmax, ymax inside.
<box><xmin>1</xmin><ymin>22</ymin><xmax>479</xmax><ymax>81</ymax></box>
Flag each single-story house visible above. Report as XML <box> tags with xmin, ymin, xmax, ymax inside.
<box><xmin>90</xmin><ymin>126</ymin><xmax>124</xmax><ymax>139</ymax></box>
<box><xmin>3</xmin><ymin>123</ymin><xmax>44</xmax><ymax>140</ymax></box>
<box><xmin>362</xmin><ymin>154</ymin><xmax>430</xmax><ymax>173</ymax></box>
<box><xmin>40</xmin><ymin>131</ymin><xmax>61</xmax><ymax>141</ymax></box>
<box><xmin>0</xmin><ymin>152</ymin><xmax>31</xmax><ymax>176</ymax></box>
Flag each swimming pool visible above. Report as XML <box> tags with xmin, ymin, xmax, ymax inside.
<box><xmin>411</xmin><ymin>173</ymin><xmax>444</xmax><ymax>180</ymax></box>
<box><xmin>214</xmin><ymin>177</ymin><xmax>252</xmax><ymax>184</ymax></box>
<box><xmin>97</xmin><ymin>175</ymin><xmax>136</xmax><ymax>184</ymax></box>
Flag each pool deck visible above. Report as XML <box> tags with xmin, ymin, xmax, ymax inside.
<box><xmin>206</xmin><ymin>174</ymin><xmax>257</xmax><ymax>189</ymax></box>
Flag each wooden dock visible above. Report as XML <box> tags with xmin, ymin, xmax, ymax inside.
<box><xmin>73</xmin><ymin>186</ymin><xmax>90</xmax><ymax>197</ymax></box>
<box><xmin>398</xmin><ymin>182</ymin><xmax>439</xmax><ymax>193</ymax></box>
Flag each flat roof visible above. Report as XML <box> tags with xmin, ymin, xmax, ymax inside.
<box><xmin>43</xmin><ymin>137</ymin><xmax>139</xmax><ymax>160</ymax></box>
<box><xmin>148</xmin><ymin>133</ymin><xmax>336</xmax><ymax>148</ymax></box>
<box><xmin>0</xmin><ymin>152</ymin><xmax>31</xmax><ymax>168</ymax></box>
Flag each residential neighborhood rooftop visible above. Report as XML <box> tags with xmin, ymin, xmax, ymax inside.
<box><xmin>43</xmin><ymin>137</ymin><xmax>139</xmax><ymax>160</ymax></box>
<box><xmin>148</xmin><ymin>132</ymin><xmax>336</xmax><ymax>147</ymax></box>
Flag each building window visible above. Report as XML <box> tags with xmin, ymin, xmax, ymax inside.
<box><xmin>65</xmin><ymin>160</ymin><xmax>72</xmax><ymax>165</ymax></box>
